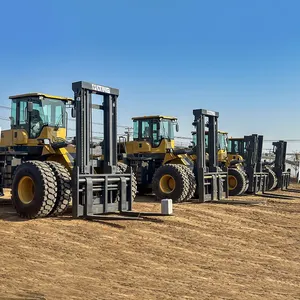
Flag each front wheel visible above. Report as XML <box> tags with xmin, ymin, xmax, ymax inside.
<box><xmin>11</xmin><ymin>161</ymin><xmax>57</xmax><ymax>218</ymax></box>
<box><xmin>177</xmin><ymin>165</ymin><xmax>196</xmax><ymax>201</ymax></box>
<box><xmin>45</xmin><ymin>161</ymin><xmax>72</xmax><ymax>216</ymax></box>
<box><xmin>228</xmin><ymin>168</ymin><xmax>247</xmax><ymax>196</ymax></box>
<box><xmin>152</xmin><ymin>164</ymin><xmax>189</xmax><ymax>203</ymax></box>
<box><xmin>265</xmin><ymin>167</ymin><xmax>278</xmax><ymax>190</ymax></box>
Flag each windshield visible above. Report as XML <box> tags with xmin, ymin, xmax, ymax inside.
<box><xmin>228</xmin><ymin>139</ymin><xmax>244</xmax><ymax>154</ymax></box>
<box><xmin>159</xmin><ymin>119</ymin><xmax>174</xmax><ymax>140</ymax></box>
<box><xmin>218</xmin><ymin>133</ymin><xmax>228</xmax><ymax>151</ymax></box>
<box><xmin>133</xmin><ymin>118</ymin><xmax>175</xmax><ymax>147</ymax></box>
<box><xmin>228</xmin><ymin>140</ymin><xmax>236</xmax><ymax>153</ymax></box>
<box><xmin>205</xmin><ymin>134</ymin><xmax>208</xmax><ymax>149</ymax></box>
<box><xmin>202</xmin><ymin>131</ymin><xmax>226</xmax><ymax>151</ymax></box>
<box><xmin>193</xmin><ymin>132</ymin><xmax>209</xmax><ymax>150</ymax></box>
<box><xmin>32</xmin><ymin>98</ymin><xmax>66</xmax><ymax>128</ymax></box>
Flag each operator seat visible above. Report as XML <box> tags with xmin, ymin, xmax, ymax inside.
<box><xmin>31</xmin><ymin>109</ymin><xmax>43</xmax><ymax>138</ymax></box>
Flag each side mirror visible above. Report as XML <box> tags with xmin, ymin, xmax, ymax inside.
<box><xmin>175</xmin><ymin>123</ymin><xmax>179</xmax><ymax>132</ymax></box>
<box><xmin>71</xmin><ymin>107</ymin><xmax>76</xmax><ymax>118</ymax></box>
<box><xmin>27</xmin><ymin>102</ymin><xmax>33</xmax><ymax>112</ymax></box>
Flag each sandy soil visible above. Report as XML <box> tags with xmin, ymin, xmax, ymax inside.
<box><xmin>0</xmin><ymin>185</ymin><xmax>300</xmax><ymax>300</ymax></box>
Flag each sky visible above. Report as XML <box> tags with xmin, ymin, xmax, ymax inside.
<box><xmin>0</xmin><ymin>0</ymin><xmax>300</xmax><ymax>152</ymax></box>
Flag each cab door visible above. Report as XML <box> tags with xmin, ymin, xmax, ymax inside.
<box><xmin>11</xmin><ymin>99</ymin><xmax>29</xmax><ymax>145</ymax></box>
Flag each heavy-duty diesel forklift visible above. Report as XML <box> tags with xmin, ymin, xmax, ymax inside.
<box><xmin>119</xmin><ymin>115</ymin><xmax>182</xmax><ymax>195</ymax></box>
<box><xmin>0</xmin><ymin>81</ymin><xmax>167</xmax><ymax>220</ymax></box>
<box><xmin>119</xmin><ymin>109</ymin><xmax>228</xmax><ymax>203</ymax></box>
<box><xmin>190</xmin><ymin>131</ymin><xmax>267</xmax><ymax>196</ymax></box>
<box><xmin>262</xmin><ymin>140</ymin><xmax>291</xmax><ymax>190</ymax></box>
<box><xmin>190</xmin><ymin>109</ymin><xmax>229</xmax><ymax>202</ymax></box>
<box><xmin>227</xmin><ymin>135</ymin><xmax>268</xmax><ymax>195</ymax></box>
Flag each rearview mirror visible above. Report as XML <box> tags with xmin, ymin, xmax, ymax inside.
<box><xmin>175</xmin><ymin>123</ymin><xmax>179</xmax><ymax>132</ymax></box>
<box><xmin>27</xmin><ymin>102</ymin><xmax>33</xmax><ymax>112</ymax></box>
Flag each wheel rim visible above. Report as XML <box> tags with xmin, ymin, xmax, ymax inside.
<box><xmin>159</xmin><ymin>174</ymin><xmax>176</xmax><ymax>194</ymax></box>
<box><xmin>228</xmin><ymin>175</ymin><xmax>238</xmax><ymax>190</ymax></box>
<box><xmin>18</xmin><ymin>176</ymin><xmax>35</xmax><ymax>204</ymax></box>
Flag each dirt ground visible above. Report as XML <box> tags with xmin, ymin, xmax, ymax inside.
<box><xmin>0</xmin><ymin>185</ymin><xmax>300</xmax><ymax>300</ymax></box>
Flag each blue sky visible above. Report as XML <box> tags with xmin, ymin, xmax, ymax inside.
<box><xmin>0</xmin><ymin>0</ymin><xmax>300</xmax><ymax>151</ymax></box>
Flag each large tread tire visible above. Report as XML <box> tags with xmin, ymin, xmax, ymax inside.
<box><xmin>45</xmin><ymin>161</ymin><xmax>72</xmax><ymax>216</ymax></box>
<box><xmin>265</xmin><ymin>167</ymin><xmax>278</xmax><ymax>191</ymax></box>
<box><xmin>117</xmin><ymin>162</ymin><xmax>128</xmax><ymax>173</ymax></box>
<box><xmin>228</xmin><ymin>168</ymin><xmax>247</xmax><ymax>196</ymax></box>
<box><xmin>152</xmin><ymin>164</ymin><xmax>189</xmax><ymax>203</ymax></box>
<box><xmin>177</xmin><ymin>165</ymin><xmax>196</xmax><ymax>201</ymax></box>
<box><xmin>241</xmin><ymin>169</ymin><xmax>249</xmax><ymax>193</ymax></box>
<box><xmin>117</xmin><ymin>162</ymin><xmax>137</xmax><ymax>201</ymax></box>
<box><xmin>11</xmin><ymin>161</ymin><xmax>57</xmax><ymax>219</ymax></box>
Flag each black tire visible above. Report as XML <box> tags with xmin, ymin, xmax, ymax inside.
<box><xmin>11</xmin><ymin>161</ymin><xmax>57</xmax><ymax>218</ymax></box>
<box><xmin>152</xmin><ymin>164</ymin><xmax>189</xmax><ymax>203</ymax></box>
<box><xmin>228</xmin><ymin>168</ymin><xmax>247</xmax><ymax>196</ymax></box>
<box><xmin>266</xmin><ymin>167</ymin><xmax>278</xmax><ymax>191</ymax></box>
<box><xmin>241</xmin><ymin>170</ymin><xmax>249</xmax><ymax>193</ymax></box>
<box><xmin>177</xmin><ymin>165</ymin><xmax>196</xmax><ymax>201</ymax></box>
<box><xmin>117</xmin><ymin>162</ymin><xmax>128</xmax><ymax>173</ymax></box>
<box><xmin>45</xmin><ymin>161</ymin><xmax>72</xmax><ymax>216</ymax></box>
<box><xmin>117</xmin><ymin>162</ymin><xmax>137</xmax><ymax>201</ymax></box>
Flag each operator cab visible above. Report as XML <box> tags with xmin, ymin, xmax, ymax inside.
<box><xmin>228</xmin><ymin>137</ymin><xmax>246</xmax><ymax>156</ymax></box>
<box><xmin>9</xmin><ymin>93</ymin><xmax>71</xmax><ymax>140</ymax></box>
<box><xmin>132</xmin><ymin>115</ymin><xmax>179</xmax><ymax>148</ymax></box>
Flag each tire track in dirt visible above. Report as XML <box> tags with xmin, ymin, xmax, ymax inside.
<box><xmin>0</xmin><ymin>186</ymin><xmax>300</xmax><ymax>299</ymax></box>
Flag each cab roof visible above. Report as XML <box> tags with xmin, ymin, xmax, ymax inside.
<box><xmin>9</xmin><ymin>93</ymin><xmax>73</xmax><ymax>101</ymax></box>
<box><xmin>132</xmin><ymin>115</ymin><xmax>177</xmax><ymax>121</ymax></box>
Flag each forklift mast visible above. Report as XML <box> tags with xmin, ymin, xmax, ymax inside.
<box><xmin>256</xmin><ymin>135</ymin><xmax>264</xmax><ymax>172</ymax></box>
<box><xmin>273</xmin><ymin>140</ymin><xmax>287</xmax><ymax>171</ymax></box>
<box><xmin>71</xmin><ymin>81</ymin><xmax>133</xmax><ymax>218</ymax></box>
<box><xmin>243</xmin><ymin>134</ymin><xmax>268</xmax><ymax>193</ymax></box>
<box><xmin>193</xmin><ymin>110</ymin><xmax>218</xmax><ymax>172</ymax></box>
<box><xmin>193</xmin><ymin>109</ymin><xmax>228</xmax><ymax>202</ymax></box>
<box><xmin>243</xmin><ymin>134</ymin><xmax>259</xmax><ymax>170</ymax></box>
<box><xmin>272</xmin><ymin>140</ymin><xmax>290</xmax><ymax>190</ymax></box>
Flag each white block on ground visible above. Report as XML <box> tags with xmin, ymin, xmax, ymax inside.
<box><xmin>161</xmin><ymin>199</ymin><xmax>173</xmax><ymax>215</ymax></box>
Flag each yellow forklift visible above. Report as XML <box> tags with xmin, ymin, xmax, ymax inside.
<box><xmin>119</xmin><ymin>112</ymin><xmax>228</xmax><ymax>203</ymax></box>
<box><xmin>191</xmin><ymin>131</ymin><xmax>268</xmax><ymax>196</ymax></box>
<box><xmin>0</xmin><ymin>81</ymin><xmax>164</xmax><ymax>220</ymax></box>
<box><xmin>120</xmin><ymin>115</ymin><xmax>192</xmax><ymax>200</ymax></box>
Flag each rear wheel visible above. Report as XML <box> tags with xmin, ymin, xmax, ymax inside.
<box><xmin>228</xmin><ymin>168</ymin><xmax>247</xmax><ymax>196</ymax></box>
<box><xmin>45</xmin><ymin>161</ymin><xmax>72</xmax><ymax>216</ymax></box>
<box><xmin>11</xmin><ymin>161</ymin><xmax>57</xmax><ymax>218</ymax></box>
<box><xmin>266</xmin><ymin>167</ymin><xmax>278</xmax><ymax>190</ymax></box>
<box><xmin>152</xmin><ymin>164</ymin><xmax>189</xmax><ymax>203</ymax></box>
